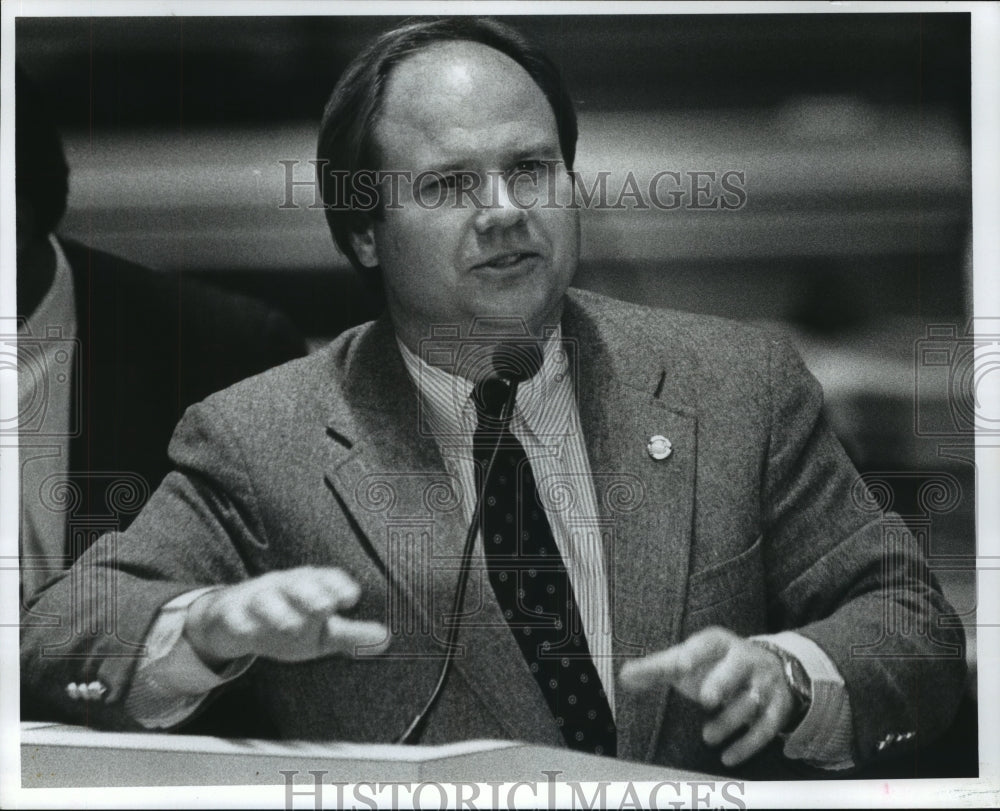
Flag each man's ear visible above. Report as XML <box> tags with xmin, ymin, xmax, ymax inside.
<box><xmin>350</xmin><ymin>223</ymin><xmax>379</xmax><ymax>269</ymax></box>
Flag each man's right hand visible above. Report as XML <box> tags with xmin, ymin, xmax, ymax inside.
<box><xmin>182</xmin><ymin>567</ymin><xmax>389</xmax><ymax>668</ymax></box>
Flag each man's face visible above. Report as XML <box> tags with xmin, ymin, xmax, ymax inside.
<box><xmin>352</xmin><ymin>41</ymin><xmax>579</xmax><ymax>353</ymax></box>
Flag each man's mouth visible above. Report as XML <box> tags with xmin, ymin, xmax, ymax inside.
<box><xmin>473</xmin><ymin>251</ymin><xmax>539</xmax><ymax>271</ymax></box>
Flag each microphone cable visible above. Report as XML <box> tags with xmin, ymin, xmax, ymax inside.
<box><xmin>395</xmin><ymin>379</ymin><xmax>518</xmax><ymax>745</ymax></box>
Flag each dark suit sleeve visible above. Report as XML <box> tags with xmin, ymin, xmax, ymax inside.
<box><xmin>757</xmin><ymin>338</ymin><xmax>967</xmax><ymax>768</ymax></box>
<box><xmin>20</xmin><ymin>400</ymin><xmax>262</xmax><ymax>729</ymax></box>
<box><xmin>60</xmin><ymin>241</ymin><xmax>309</xmax><ymax>564</ymax></box>
<box><xmin>173</xmin><ymin>279</ymin><xmax>308</xmax><ymax>408</ymax></box>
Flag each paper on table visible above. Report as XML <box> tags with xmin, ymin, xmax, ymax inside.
<box><xmin>21</xmin><ymin>723</ymin><xmax>518</xmax><ymax>761</ymax></box>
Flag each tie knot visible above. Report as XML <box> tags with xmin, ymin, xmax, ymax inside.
<box><xmin>472</xmin><ymin>377</ymin><xmax>516</xmax><ymax>425</ymax></box>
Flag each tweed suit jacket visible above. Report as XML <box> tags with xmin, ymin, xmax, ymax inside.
<box><xmin>21</xmin><ymin>288</ymin><xmax>966</xmax><ymax>777</ymax></box>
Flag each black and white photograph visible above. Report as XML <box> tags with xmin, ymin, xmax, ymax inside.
<box><xmin>2</xmin><ymin>2</ymin><xmax>998</xmax><ymax>808</ymax></box>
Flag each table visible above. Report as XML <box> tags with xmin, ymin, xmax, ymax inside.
<box><xmin>21</xmin><ymin>722</ymin><xmax>721</xmax><ymax>788</ymax></box>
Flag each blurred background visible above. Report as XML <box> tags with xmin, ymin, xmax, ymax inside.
<box><xmin>16</xmin><ymin>13</ymin><xmax>975</xmax><ymax>673</ymax></box>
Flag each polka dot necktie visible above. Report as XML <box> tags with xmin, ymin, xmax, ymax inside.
<box><xmin>472</xmin><ymin>376</ymin><xmax>616</xmax><ymax>757</ymax></box>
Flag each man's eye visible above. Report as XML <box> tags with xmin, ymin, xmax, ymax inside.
<box><xmin>420</xmin><ymin>174</ymin><xmax>459</xmax><ymax>195</ymax></box>
<box><xmin>515</xmin><ymin>161</ymin><xmax>542</xmax><ymax>176</ymax></box>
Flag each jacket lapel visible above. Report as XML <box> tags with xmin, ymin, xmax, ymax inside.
<box><xmin>322</xmin><ymin>316</ymin><xmax>561</xmax><ymax>745</ymax></box>
<box><xmin>565</xmin><ymin>293</ymin><xmax>698</xmax><ymax>763</ymax></box>
<box><xmin>64</xmin><ymin>239</ymin><xmax>98</xmax><ymax>561</ymax></box>
<box><xmin>65</xmin><ymin>239</ymin><xmax>91</xmax><ymax>486</ymax></box>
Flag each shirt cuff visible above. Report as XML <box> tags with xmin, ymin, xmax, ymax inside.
<box><xmin>125</xmin><ymin>587</ymin><xmax>255</xmax><ymax>729</ymax></box>
<box><xmin>752</xmin><ymin>630</ymin><xmax>855</xmax><ymax>770</ymax></box>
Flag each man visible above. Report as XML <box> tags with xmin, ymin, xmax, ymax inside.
<box><xmin>21</xmin><ymin>18</ymin><xmax>966</xmax><ymax>778</ymax></box>
<box><xmin>14</xmin><ymin>65</ymin><xmax>308</xmax><ymax>599</ymax></box>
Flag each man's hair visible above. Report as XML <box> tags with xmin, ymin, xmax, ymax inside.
<box><xmin>316</xmin><ymin>17</ymin><xmax>578</xmax><ymax>277</ymax></box>
<box><xmin>16</xmin><ymin>65</ymin><xmax>69</xmax><ymax>240</ymax></box>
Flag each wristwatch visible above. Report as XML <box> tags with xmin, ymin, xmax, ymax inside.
<box><xmin>751</xmin><ymin>640</ymin><xmax>813</xmax><ymax>731</ymax></box>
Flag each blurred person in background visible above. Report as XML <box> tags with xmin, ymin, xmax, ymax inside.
<box><xmin>15</xmin><ymin>64</ymin><xmax>307</xmax><ymax>600</ymax></box>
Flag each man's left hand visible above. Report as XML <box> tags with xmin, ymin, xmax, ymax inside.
<box><xmin>619</xmin><ymin>627</ymin><xmax>795</xmax><ymax>767</ymax></box>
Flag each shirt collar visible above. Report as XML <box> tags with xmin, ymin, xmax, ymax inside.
<box><xmin>396</xmin><ymin>327</ymin><xmax>573</xmax><ymax>446</ymax></box>
<box><xmin>22</xmin><ymin>235</ymin><xmax>76</xmax><ymax>339</ymax></box>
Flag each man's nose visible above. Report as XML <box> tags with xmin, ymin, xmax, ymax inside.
<box><xmin>473</xmin><ymin>175</ymin><xmax>528</xmax><ymax>234</ymax></box>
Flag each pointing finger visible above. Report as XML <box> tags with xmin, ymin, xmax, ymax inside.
<box><xmin>620</xmin><ymin>627</ymin><xmax>735</xmax><ymax>694</ymax></box>
<box><xmin>619</xmin><ymin>649</ymin><xmax>689</xmax><ymax>691</ymax></box>
<box><xmin>324</xmin><ymin>615</ymin><xmax>390</xmax><ymax>657</ymax></box>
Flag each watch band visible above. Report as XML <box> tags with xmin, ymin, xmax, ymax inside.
<box><xmin>751</xmin><ymin>639</ymin><xmax>813</xmax><ymax>731</ymax></box>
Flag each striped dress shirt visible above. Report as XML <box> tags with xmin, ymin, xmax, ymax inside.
<box><xmin>397</xmin><ymin>329</ymin><xmax>617</xmax><ymax>716</ymax></box>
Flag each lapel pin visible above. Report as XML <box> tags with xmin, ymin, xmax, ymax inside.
<box><xmin>647</xmin><ymin>435</ymin><xmax>672</xmax><ymax>460</ymax></box>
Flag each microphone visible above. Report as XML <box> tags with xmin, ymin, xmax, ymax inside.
<box><xmin>489</xmin><ymin>341</ymin><xmax>542</xmax><ymax>384</ymax></box>
<box><xmin>395</xmin><ymin>344</ymin><xmax>541</xmax><ymax>745</ymax></box>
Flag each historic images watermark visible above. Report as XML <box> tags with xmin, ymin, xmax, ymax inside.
<box><xmin>4</xmin><ymin>316</ymin><xmax>150</xmax><ymax>651</ymax></box>
<box><xmin>849</xmin><ymin>470</ymin><xmax>968</xmax><ymax>660</ymax></box>
<box><xmin>279</xmin><ymin>160</ymin><xmax>748</xmax><ymax>212</ymax></box>
<box><xmin>909</xmin><ymin>318</ymin><xmax>999</xmax><ymax>650</ymax></box>
<box><xmin>914</xmin><ymin>319</ymin><xmax>1000</xmax><ymax>439</ymax></box>
<box><xmin>280</xmin><ymin>770</ymin><xmax>747</xmax><ymax>810</ymax></box>
<box><xmin>1</xmin><ymin>319</ymin><xmax>80</xmax><ymax>439</ymax></box>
